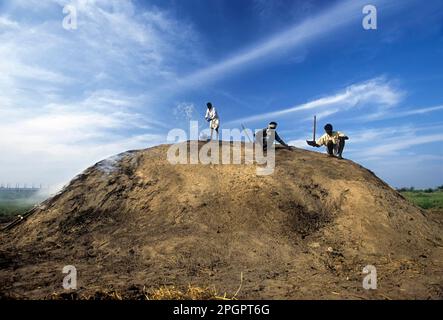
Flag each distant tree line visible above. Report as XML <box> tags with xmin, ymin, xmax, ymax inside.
<box><xmin>397</xmin><ymin>185</ymin><xmax>443</xmax><ymax>193</ymax></box>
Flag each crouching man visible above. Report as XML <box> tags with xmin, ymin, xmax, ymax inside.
<box><xmin>311</xmin><ymin>123</ymin><xmax>348</xmax><ymax>159</ymax></box>
<box><xmin>255</xmin><ymin>121</ymin><xmax>291</xmax><ymax>151</ymax></box>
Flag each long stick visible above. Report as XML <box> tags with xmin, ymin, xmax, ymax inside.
<box><xmin>313</xmin><ymin>115</ymin><xmax>317</xmax><ymax>142</ymax></box>
<box><xmin>241</xmin><ymin>123</ymin><xmax>252</xmax><ymax>143</ymax></box>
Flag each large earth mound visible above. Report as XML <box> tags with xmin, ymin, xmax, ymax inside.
<box><xmin>0</xmin><ymin>141</ymin><xmax>442</xmax><ymax>299</ymax></box>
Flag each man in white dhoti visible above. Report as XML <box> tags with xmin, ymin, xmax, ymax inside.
<box><xmin>205</xmin><ymin>102</ymin><xmax>220</xmax><ymax>141</ymax></box>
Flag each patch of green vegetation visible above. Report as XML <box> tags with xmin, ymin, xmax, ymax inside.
<box><xmin>0</xmin><ymin>189</ymin><xmax>48</xmax><ymax>222</ymax></box>
<box><xmin>0</xmin><ymin>200</ymin><xmax>34</xmax><ymax>222</ymax></box>
<box><xmin>398</xmin><ymin>186</ymin><xmax>443</xmax><ymax>209</ymax></box>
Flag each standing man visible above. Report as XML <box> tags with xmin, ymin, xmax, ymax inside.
<box><xmin>311</xmin><ymin>123</ymin><xmax>348</xmax><ymax>159</ymax></box>
<box><xmin>205</xmin><ymin>102</ymin><xmax>220</xmax><ymax>141</ymax></box>
<box><xmin>255</xmin><ymin>121</ymin><xmax>291</xmax><ymax>151</ymax></box>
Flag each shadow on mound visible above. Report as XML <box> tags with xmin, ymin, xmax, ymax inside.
<box><xmin>279</xmin><ymin>201</ymin><xmax>332</xmax><ymax>238</ymax></box>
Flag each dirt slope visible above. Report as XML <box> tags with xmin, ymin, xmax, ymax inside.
<box><xmin>0</xmin><ymin>141</ymin><xmax>442</xmax><ymax>299</ymax></box>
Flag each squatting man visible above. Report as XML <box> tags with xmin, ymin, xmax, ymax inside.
<box><xmin>308</xmin><ymin>123</ymin><xmax>349</xmax><ymax>159</ymax></box>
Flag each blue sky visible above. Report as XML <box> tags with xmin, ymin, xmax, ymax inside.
<box><xmin>0</xmin><ymin>0</ymin><xmax>442</xmax><ymax>189</ymax></box>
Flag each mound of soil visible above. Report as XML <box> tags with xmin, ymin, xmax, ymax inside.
<box><xmin>0</xmin><ymin>141</ymin><xmax>442</xmax><ymax>299</ymax></box>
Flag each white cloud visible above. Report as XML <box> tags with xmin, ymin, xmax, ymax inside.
<box><xmin>345</xmin><ymin>126</ymin><xmax>412</xmax><ymax>144</ymax></box>
<box><xmin>173</xmin><ymin>102</ymin><xmax>198</xmax><ymax>121</ymax></box>
<box><xmin>354</xmin><ymin>104</ymin><xmax>443</xmax><ymax>122</ymax></box>
<box><xmin>0</xmin><ymin>89</ymin><xmax>165</xmax><ymax>188</ymax></box>
<box><xmin>228</xmin><ymin>77</ymin><xmax>403</xmax><ymax>125</ymax></box>
<box><xmin>0</xmin><ymin>91</ymin><xmax>158</xmax><ymax>153</ymax></box>
<box><xmin>287</xmin><ymin>139</ymin><xmax>309</xmax><ymax>148</ymax></box>
<box><xmin>167</xmin><ymin>0</ymin><xmax>397</xmax><ymax>91</ymax></box>
<box><xmin>0</xmin><ymin>1</ymin><xmax>203</xmax><ymax>188</ymax></box>
<box><xmin>0</xmin><ymin>58</ymin><xmax>72</xmax><ymax>83</ymax></box>
<box><xmin>402</xmin><ymin>105</ymin><xmax>443</xmax><ymax>115</ymax></box>
<box><xmin>356</xmin><ymin>134</ymin><xmax>443</xmax><ymax>157</ymax></box>
<box><xmin>0</xmin><ymin>16</ymin><xmax>19</xmax><ymax>29</ymax></box>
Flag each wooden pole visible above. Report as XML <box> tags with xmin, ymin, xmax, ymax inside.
<box><xmin>241</xmin><ymin>123</ymin><xmax>252</xmax><ymax>143</ymax></box>
<box><xmin>313</xmin><ymin>115</ymin><xmax>317</xmax><ymax>142</ymax></box>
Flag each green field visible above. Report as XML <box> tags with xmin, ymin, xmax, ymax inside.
<box><xmin>0</xmin><ymin>189</ymin><xmax>48</xmax><ymax>223</ymax></box>
<box><xmin>399</xmin><ymin>188</ymin><xmax>443</xmax><ymax>210</ymax></box>
<box><xmin>0</xmin><ymin>201</ymin><xmax>34</xmax><ymax>222</ymax></box>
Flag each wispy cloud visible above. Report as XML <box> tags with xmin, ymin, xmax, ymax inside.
<box><xmin>167</xmin><ymin>0</ymin><xmax>391</xmax><ymax>91</ymax></box>
<box><xmin>227</xmin><ymin>77</ymin><xmax>402</xmax><ymax>125</ymax></box>
<box><xmin>402</xmin><ymin>105</ymin><xmax>443</xmax><ymax>116</ymax></box>
<box><xmin>0</xmin><ymin>16</ymin><xmax>19</xmax><ymax>28</ymax></box>
<box><xmin>173</xmin><ymin>102</ymin><xmax>198</xmax><ymax>121</ymax></box>
<box><xmin>0</xmin><ymin>89</ymin><xmax>165</xmax><ymax>187</ymax></box>
<box><xmin>0</xmin><ymin>1</ymin><xmax>202</xmax><ymax>187</ymax></box>
<box><xmin>356</xmin><ymin>133</ymin><xmax>443</xmax><ymax>157</ymax></box>
<box><xmin>352</xmin><ymin>104</ymin><xmax>443</xmax><ymax>122</ymax></box>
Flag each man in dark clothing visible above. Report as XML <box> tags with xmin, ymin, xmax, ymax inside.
<box><xmin>255</xmin><ymin>121</ymin><xmax>291</xmax><ymax>151</ymax></box>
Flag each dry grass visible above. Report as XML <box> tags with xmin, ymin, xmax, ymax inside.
<box><xmin>47</xmin><ymin>273</ymin><xmax>244</xmax><ymax>300</ymax></box>
<box><xmin>148</xmin><ymin>285</ymin><xmax>226</xmax><ymax>300</ymax></box>
<box><xmin>47</xmin><ymin>285</ymin><xmax>231</xmax><ymax>300</ymax></box>
<box><xmin>47</xmin><ymin>272</ymin><xmax>244</xmax><ymax>300</ymax></box>
<box><xmin>48</xmin><ymin>290</ymin><xmax>124</xmax><ymax>300</ymax></box>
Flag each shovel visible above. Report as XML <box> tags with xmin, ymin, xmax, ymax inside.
<box><xmin>306</xmin><ymin>115</ymin><xmax>317</xmax><ymax>146</ymax></box>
